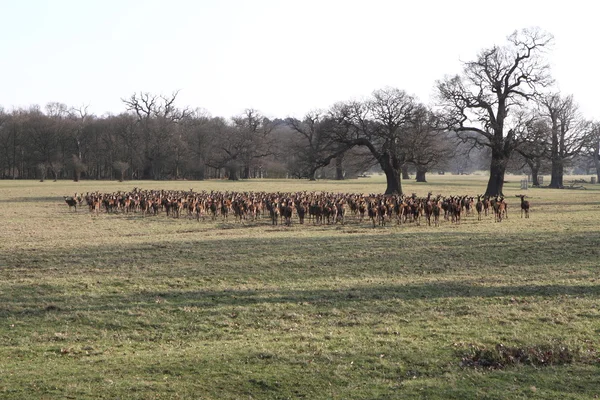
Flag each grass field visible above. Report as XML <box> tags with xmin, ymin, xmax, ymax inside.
<box><xmin>1</xmin><ymin>175</ymin><xmax>599</xmax><ymax>399</ymax></box>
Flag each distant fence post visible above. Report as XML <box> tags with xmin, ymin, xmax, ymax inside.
<box><xmin>520</xmin><ymin>179</ymin><xmax>528</xmax><ymax>190</ymax></box>
<box><xmin>592</xmin><ymin>177</ymin><xmax>597</xmax><ymax>184</ymax></box>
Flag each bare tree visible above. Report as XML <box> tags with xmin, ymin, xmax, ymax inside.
<box><xmin>326</xmin><ymin>87</ymin><xmax>421</xmax><ymax>194</ymax></box>
<box><xmin>514</xmin><ymin>117</ymin><xmax>550</xmax><ymax>186</ymax></box>
<box><xmin>286</xmin><ymin>111</ymin><xmax>342</xmax><ymax>180</ymax></box>
<box><xmin>583</xmin><ymin>122</ymin><xmax>600</xmax><ymax>183</ymax></box>
<box><xmin>403</xmin><ymin>106</ymin><xmax>453</xmax><ymax>182</ymax></box>
<box><xmin>72</xmin><ymin>155</ymin><xmax>87</xmax><ymax>182</ymax></box>
<box><xmin>113</xmin><ymin>161</ymin><xmax>129</xmax><ymax>182</ymax></box>
<box><xmin>181</xmin><ymin>109</ymin><xmax>213</xmax><ymax>179</ymax></box>
<box><xmin>37</xmin><ymin>162</ymin><xmax>47</xmax><ymax>182</ymax></box>
<box><xmin>204</xmin><ymin>117</ymin><xmax>240</xmax><ymax>179</ymax></box>
<box><xmin>436</xmin><ymin>28</ymin><xmax>554</xmax><ymax>196</ymax></box>
<box><xmin>67</xmin><ymin>105</ymin><xmax>91</xmax><ymax>167</ymax></box>
<box><xmin>539</xmin><ymin>94</ymin><xmax>591</xmax><ymax>188</ymax></box>
<box><xmin>122</xmin><ymin>91</ymin><xmax>190</xmax><ymax>179</ymax></box>
<box><xmin>111</xmin><ymin>113</ymin><xmax>142</xmax><ymax>179</ymax></box>
<box><xmin>28</xmin><ymin>107</ymin><xmax>61</xmax><ymax>172</ymax></box>
<box><xmin>206</xmin><ymin>109</ymin><xmax>275</xmax><ymax>180</ymax></box>
<box><xmin>49</xmin><ymin>161</ymin><xmax>63</xmax><ymax>181</ymax></box>
<box><xmin>232</xmin><ymin>109</ymin><xmax>277</xmax><ymax>179</ymax></box>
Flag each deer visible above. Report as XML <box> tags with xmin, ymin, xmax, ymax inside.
<box><xmin>483</xmin><ymin>196</ymin><xmax>491</xmax><ymax>216</ymax></box>
<box><xmin>423</xmin><ymin>193</ymin><xmax>434</xmax><ymax>226</ymax></box>
<box><xmin>281</xmin><ymin>200</ymin><xmax>294</xmax><ymax>226</ymax></box>
<box><xmin>475</xmin><ymin>195</ymin><xmax>483</xmax><ymax>221</ymax></box>
<box><xmin>516</xmin><ymin>194</ymin><xmax>530</xmax><ymax>218</ymax></box>
<box><xmin>269</xmin><ymin>200</ymin><xmax>280</xmax><ymax>225</ymax></box>
<box><xmin>64</xmin><ymin>196</ymin><xmax>77</xmax><ymax>211</ymax></box>
<box><xmin>367</xmin><ymin>200</ymin><xmax>378</xmax><ymax>228</ymax></box>
<box><xmin>493</xmin><ymin>196</ymin><xmax>507</xmax><ymax>222</ymax></box>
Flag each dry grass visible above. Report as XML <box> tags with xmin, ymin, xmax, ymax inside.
<box><xmin>0</xmin><ymin>174</ymin><xmax>599</xmax><ymax>399</ymax></box>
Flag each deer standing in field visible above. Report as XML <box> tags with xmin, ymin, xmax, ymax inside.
<box><xmin>493</xmin><ymin>196</ymin><xmax>507</xmax><ymax>222</ymax></box>
<box><xmin>432</xmin><ymin>198</ymin><xmax>442</xmax><ymax>227</ymax></box>
<box><xmin>64</xmin><ymin>196</ymin><xmax>77</xmax><ymax>211</ymax></box>
<box><xmin>475</xmin><ymin>195</ymin><xmax>483</xmax><ymax>221</ymax></box>
<box><xmin>483</xmin><ymin>196</ymin><xmax>491</xmax><ymax>216</ymax></box>
<box><xmin>516</xmin><ymin>194</ymin><xmax>530</xmax><ymax>218</ymax></box>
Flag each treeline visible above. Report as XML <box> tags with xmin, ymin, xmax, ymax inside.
<box><xmin>0</xmin><ymin>88</ymin><xmax>596</xmax><ymax>190</ymax></box>
<box><xmin>0</xmin><ymin>90</ymin><xmax>459</xmax><ymax>185</ymax></box>
<box><xmin>0</xmin><ymin>97</ymin><xmax>289</xmax><ymax>182</ymax></box>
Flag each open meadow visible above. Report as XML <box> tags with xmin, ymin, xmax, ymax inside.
<box><xmin>1</xmin><ymin>175</ymin><xmax>599</xmax><ymax>399</ymax></box>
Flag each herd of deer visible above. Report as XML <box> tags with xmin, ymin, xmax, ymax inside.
<box><xmin>64</xmin><ymin>189</ymin><xmax>530</xmax><ymax>227</ymax></box>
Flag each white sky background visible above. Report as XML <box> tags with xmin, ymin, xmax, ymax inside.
<box><xmin>1</xmin><ymin>0</ymin><xmax>598</xmax><ymax>120</ymax></box>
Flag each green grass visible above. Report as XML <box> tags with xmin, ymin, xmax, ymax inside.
<box><xmin>1</xmin><ymin>175</ymin><xmax>599</xmax><ymax>399</ymax></box>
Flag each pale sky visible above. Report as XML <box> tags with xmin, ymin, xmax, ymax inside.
<box><xmin>1</xmin><ymin>0</ymin><xmax>598</xmax><ymax>120</ymax></box>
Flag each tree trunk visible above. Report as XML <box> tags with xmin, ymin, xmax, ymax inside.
<box><xmin>548</xmin><ymin>124</ymin><xmax>563</xmax><ymax>188</ymax></box>
<box><xmin>415</xmin><ymin>166</ymin><xmax>427</xmax><ymax>182</ymax></box>
<box><xmin>401</xmin><ymin>164</ymin><xmax>410</xmax><ymax>180</ymax></box>
<box><xmin>549</xmin><ymin>158</ymin><xmax>563</xmax><ymax>188</ymax></box>
<box><xmin>335</xmin><ymin>156</ymin><xmax>344</xmax><ymax>180</ymax></box>
<box><xmin>38</xmin><ymin>165</ymin><xmax>46</xmax><ymax>182</ymax></box>
<box><xmin>530</xmin><ymin>163</ymin><xmax>540</xmax><ymax>187</ymax></box>
<box><xmin>381</xmin><ymin>154</ymin><xmax>402</xmax><ymax>195</ymax></box>
<box><xmin>595</xmin><ymin>152</ymin><xmax>600</xmax><ymax>183</ymax></box>
<box><xmin>485</xmin><ymin>152</ymin><xmax>508</xmax><ymax>196</ymax></box>
<box><xmin>228</xmin><ymin>166</ymin><xmax>239</xmax><ymax>181</ymax></box>
<box><xmin>525</xmin><ymin>158</ymin><xmax>541</xmax><ymax>186</ymax></box>
<box><xmin>242</xmin><ymin>165</ymin><xmax>250</xmax><ymax>179</ymax></box>
<box><xmin>308</xmin><ymin>166</ymin><xmax>317</xmax><ymax>181</ymax></box>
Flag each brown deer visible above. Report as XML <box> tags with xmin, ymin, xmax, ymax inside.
<box><xmin>493</xmin><ymin>196</ymin><xmax>506</xmax><ymax>222</ymax></box>
<box><xmin>483</xmin><ymin>196</ymin><xmax>491</xmax><ymax>216</ymax></box>
<box><xmin>475</xmin><ymin>195</ymin><xmax>483</xmax><ymax>221</ymax></box>
<box><xmin>367</xmin><ymin>200</ymin><xmax>378</xmax><ymax>228</ymax></box>
<box><xmin>432</xmin><ymin>199</ymin><xmax>442</xmax><ymax>227</ymax></box>
<box><xmin>281</xmin><ymin>200</ymin><xmax>294</xmax><ymax>226</ymax></box>
<box><xmin>423</xmin><ymin>193</ymin><xmax>433</xmax><ymax>226</ymax></box>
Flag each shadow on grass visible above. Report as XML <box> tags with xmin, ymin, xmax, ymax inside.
<box><xmin>2</xmin><ymin>280</ymin><xmax>599</xmax><ymax>319</ymax></box>
<box><xmin>1</xmin><ymin>229</ymin><xmax>598</xmax><ymax>275</ymax></box>
<box><xmin>0</xmin><ymin>196</ymin><xmax>64</xmax><ymax>203</ymax></box>
<box><xmin>1</xmin><ymin>229</ymin><xmax>599</xmax><ymax>318</ymax></box>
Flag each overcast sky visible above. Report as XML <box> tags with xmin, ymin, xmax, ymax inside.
<box><xmin>1</xmin><ymin>0</ymin><xmax>598</xmax><ymax>120</ymax></box>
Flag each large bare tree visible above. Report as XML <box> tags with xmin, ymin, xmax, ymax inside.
<box><xmin>539</xmin><ymin>94</ymin><xmax>591</xmax><ymax>188</ymax></box>
<box><xmin>205</xmin><ymin>109</ymin><xmax>276</xmax><ymax>180</ymax></box>
<box><xmin>436</xmin><ymin>28</ymin><xmax>554</xmax><ymax>196</ymax></box>
<box><xmin>286</xmin><ymin>111</ymin><xmax>342</xmax><ymax>180</ymax></box>
<box><xmin>180</xmin><ymin>109</ymin><xmax>213</xmax><ymax>179</ymax></box>
<box><xmin>584</xmin><ymin>122</ymin><xmax>600</xmax><ymax>183</ymax></box>
<box><xmin>231</xmin><ymin>109</ymin><xmax>276</xmax><ymax>179</ymax></box>
<box><xmin>327</xmin><ymin>87</ymin><xmax>421</xmax><ymax>194</ymax></box>
<box><xmin>514</xmin><ymin>117</ymin><xmax>550</xmax><ymax>186</ymax></box>
<box><xmin>122</xmin><ymin>91</ymin><xmax>189</xmax><ymax>179</ymax></box>
<box><xmin>402</xmin><ymin>105</ymin><xmax>453</xmax><ymax>182</ymax></box>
